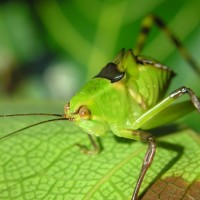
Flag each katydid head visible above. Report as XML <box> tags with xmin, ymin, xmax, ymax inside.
<box><xmin>64</xmin><ymin>103</ymin><xmax>91</xmax><ymax>121</ymax></box>
<box><xmin>64</xmin><ymin>83</ymin><xmax>110</xmax><ymax>136</ymax></box>
<box><xmin>64</xmin><ymin>102</ymin><xmax>110</xmax><ymax>136</ymax></box>
<box><xmin>63</xmin><ymin>51</ymin><xmax>138</xmax><ymax>136</ymax></box>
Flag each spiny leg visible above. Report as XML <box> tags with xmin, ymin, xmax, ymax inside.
<box><xmin>76</xmin><ymin>134</ymin><xmax>100</xmax><ymax>155</ymax></box>
<box><xmin>134</xmin><ymin>15</ymin><xmax>200</xmax><ymax>75</ymax></box>
<box><xmin>131</xmin><ymin>130</ymin><xmax>156</xmax><ymax>200</ymax></box>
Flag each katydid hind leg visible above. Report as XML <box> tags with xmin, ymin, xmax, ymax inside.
<box><xmin>141</xmin><ymin>100</ymin><xmax>197</xmax><ymax>130</ymax></box>
<box><xmin>131</xmin><ymin>130</ymin><xmax>156</xmax><ymax>200</ymax></box>
<box><xmin>134</xmin><ymin>15</ymin><xmax>200</xmax><ymax>76</ymax></box>
<box><xmin>171</xmin><ymin>86</ymin><xmax>200</xmax><ymax>112</ymax></box>
<box><xmin>133</xmin><ymin>86</ymin><xmax>200</xmax><ymax>130</ymax></box>
<box><xmin>76</xmin><ymin>134</ymin><xmax>100</xmax><ymax>155</ymax></box>
<box><xmin>129</xmin><ymin>87</ymin><xmax>200</xmax><ymax>199</ymax></box>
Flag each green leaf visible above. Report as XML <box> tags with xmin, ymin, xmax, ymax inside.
<box><xmin>0</xmin><ymin>114</ymin><xmax>200</xmax><ymax>200</ymax></box>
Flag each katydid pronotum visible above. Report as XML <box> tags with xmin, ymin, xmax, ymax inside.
<box><xmin>0</xmin><ymin>15</ymin><xmax>200</xmax><ymax>200</ymax></box>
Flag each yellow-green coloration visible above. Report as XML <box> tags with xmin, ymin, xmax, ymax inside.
<box><xmin>1</xmin><ymin>15</ymin><xmax>200</xmax><ymax>200</ymax></box>
<box><xmin>63</xmin><ymin>31</ymin><xmax>200</xmax><ymax>198</ymax></box>
<box><xmin>65</xmin><ymin>50</ymin><xmax>177</xmax><ymax>139</ymax></box>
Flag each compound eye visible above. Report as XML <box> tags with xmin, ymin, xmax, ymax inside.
<box><xmin>78</xmin><ymin>106</ymin><xmax>91</xmax><ymax>119</ymax></box>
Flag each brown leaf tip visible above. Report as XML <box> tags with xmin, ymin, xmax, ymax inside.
<box><xmin>142</xmin><ymin>176</ymin><xmax>200</xmax><ymax>200</ymax></box>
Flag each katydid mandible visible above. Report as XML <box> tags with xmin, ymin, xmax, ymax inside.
<box><xmin>0</xmin><ymin>15</ymin><xmax>200</xmax><ymax>200</ymax></box>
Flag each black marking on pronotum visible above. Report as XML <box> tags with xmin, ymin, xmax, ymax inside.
<box><xmin>94</xmin><ymin>62</ymin><xmax>125</xmax><ymax>83</ymax></box>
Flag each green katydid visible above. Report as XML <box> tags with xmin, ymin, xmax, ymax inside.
<box><xmin>0</xmin><ymin>15</ymin><xmax>200</xmax><ymax>200</ymax></box>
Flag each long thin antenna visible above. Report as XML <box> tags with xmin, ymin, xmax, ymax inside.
<box><xmin>0</xmin><ymin>117</ymin><xmax>69</xmax><ymax>141</ymax></box>
<box><xmin>0</xmin><ymin>113</ymin><xmax>63</xmax><ymax>117</ymax></box>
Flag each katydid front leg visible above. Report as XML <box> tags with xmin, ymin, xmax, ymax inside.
<box><xmin>76</xmin><ymin>134</ymin><xmax>100</xmax><ymax>155</ymax></box>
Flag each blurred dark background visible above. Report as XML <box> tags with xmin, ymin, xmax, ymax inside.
<box><xmin>0</xmin><ymin>0</ymin><xmax>199</xmax><ymax>128</ymax></box>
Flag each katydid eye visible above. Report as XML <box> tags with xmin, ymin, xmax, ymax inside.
<box><xmin>78</xmin><ymin>106</ymin><xmax>91</xmax><ymax>119</ymax></box>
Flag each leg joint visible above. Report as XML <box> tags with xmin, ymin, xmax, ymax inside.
<box><xmin>139</xmin><ymin>130</ymin><xmax>155</xmax><ymax>143</ymax></box>
<box><xmin>170</xmin><ymin>86</ymin><xmax>200</xmax><ymax>112</ymax></box>
<box><xmin>170</xmin><ymin>86</ymin><xmax>188</xmax><ymax>98</ymax></box>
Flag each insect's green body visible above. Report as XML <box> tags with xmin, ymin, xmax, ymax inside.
<box><xmin>65</xmin><ymin>47</ymin><xmax>199</xmax><ymax>200</ymax></box>
<box><xmin>1</xmin><ymin>15</ymin><xmax>200</xmax><ymax>200</ymax></box>
<box><xmin>66</xmin><ymin>50</ymin><xmax>175</xmax><ymax>139</ymax></box>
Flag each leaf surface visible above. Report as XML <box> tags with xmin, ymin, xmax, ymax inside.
<box><xmin>0</xmin><ymin>114</ymin><xmax>200</xmax><ymax>200</ymax></box>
